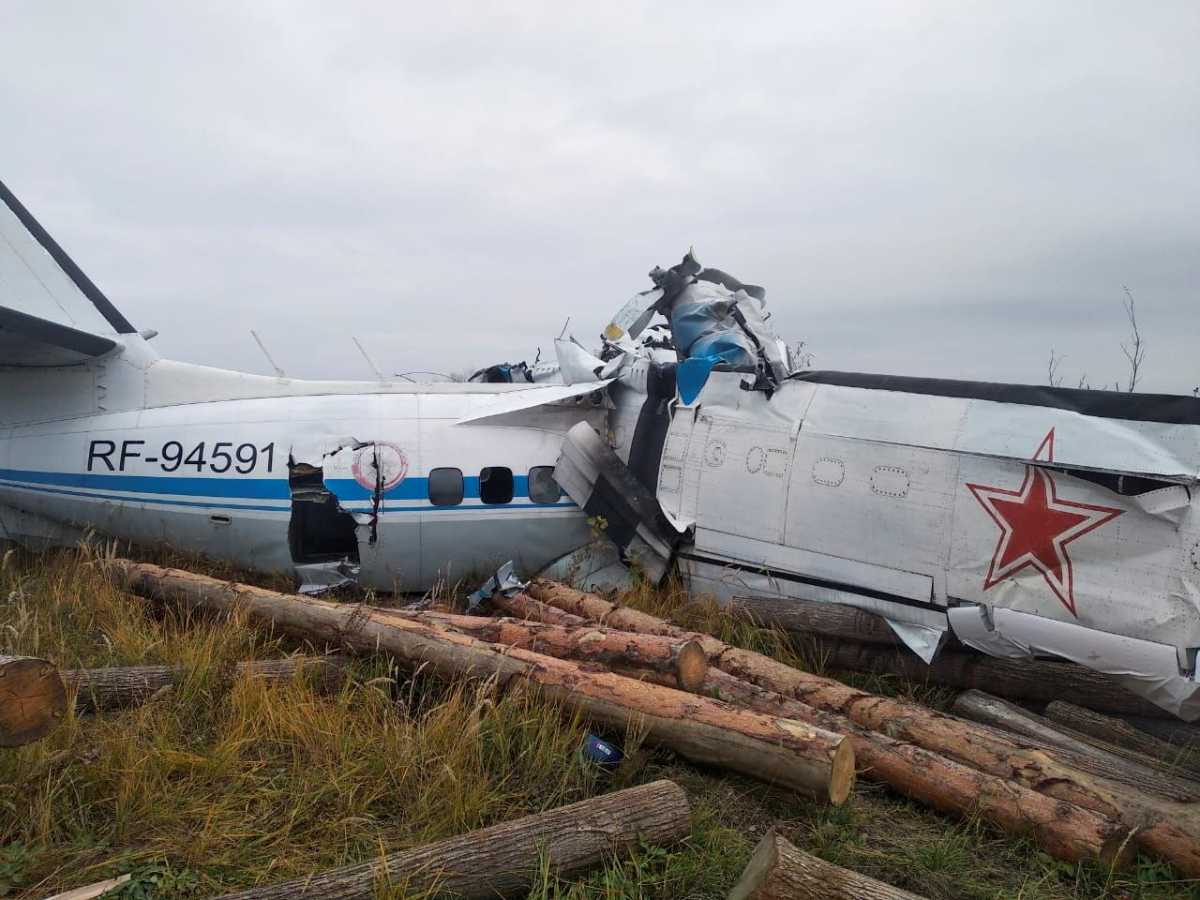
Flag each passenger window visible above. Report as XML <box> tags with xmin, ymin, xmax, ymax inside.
<box><xmin>528</xmin><ymin>466</ymin><xmax>562</xmax><ymax>503</ymax></box>
<box><xmin>479</xmin><ymin>466</ymin><xmax>514</xmax><ymax>504</ymax></box>
<box><xmin>428</xmin><ymin>467</ymin><xmax>464</xmax><ymax>506</ymax></box>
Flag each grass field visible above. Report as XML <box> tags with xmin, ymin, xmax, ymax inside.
<box><xmin>1</xmin><ymin>544</ymin><xmax>1197</xmax><ymax>899</ymax></box>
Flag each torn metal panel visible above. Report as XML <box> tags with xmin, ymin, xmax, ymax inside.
<box><xmin>555</xmin><ymin>422</ymin><xmax>681</xmax><ymax>583</ymax></box>
<box><xmin>468</xmin><ymin>361</ymin><xmax>542</xmax><ymax>384</ymax></box>
<box><xmin>605</xmin><ymin>288</ymin><xmax>664</xmax><ymax>341</ymax></box>
<box><xmin>948</xmin><ymin>604</ymin><xmax>1200</xmax><ymax>720</ymax></box>
<box><xmin>466</xmin><ymin>559</ymin><xmax>526</xmax><ymax>613</ymax></box>
<box><xmin>294</xmin><ymin>560</ymin><xmax>360</xmax><ymax>595</ymax></box>
<box><xmin>538</xmin><ymin>541</ymin><xmax>636</xmax><ymax>593</ymax></box>
<box><xmin>641</xmin><ymin>251</ymin><xmax>795</xmax><ymax>402</ymax></box>
<box><xmin>885</xmin><ymin>619</ymin><xmax>948</xmax><ymax>664</ymax></box>
<box><xmin>555</xmin><ymin>338</ymin><xmax>607</xmax><ymax>385</ymax></box>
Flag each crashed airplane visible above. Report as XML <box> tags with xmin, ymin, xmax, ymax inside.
<box><xmin>2</xmin><ymin>179</ymin><xmax>1199</xmax><ymax>718</ymax></box>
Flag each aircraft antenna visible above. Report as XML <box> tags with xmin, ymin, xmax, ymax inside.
<box><xmin>353</xmin><ymin>336</ymin><xmax>386</xmax><ymax>382</ymax></box>
<box><xmin>250</xmin><ymin>330</ymin><xmax>286</xmax><ymax>378</ymax></box>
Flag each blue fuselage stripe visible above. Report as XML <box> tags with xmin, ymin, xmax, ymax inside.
<box><xmin>0</xmin><ymin>469</ymin><xmax>572</xmax><ymax>513</ymax></box>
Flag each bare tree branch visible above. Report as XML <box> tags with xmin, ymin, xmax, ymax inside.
<box><xmin>1047</xmin><ymin>349</ymin><xmax>1064</xmax><ymax>387</ymax></box>
<box><xmin>1119</xmin><ymin>285</ymin><xmax>1146</xmax><ymax>393</ymax></box>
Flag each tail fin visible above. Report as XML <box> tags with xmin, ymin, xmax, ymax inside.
<box><xmin>0</xmin><ymin>178</ymin><xmax>135</xmax><ymax>366</ymax></box>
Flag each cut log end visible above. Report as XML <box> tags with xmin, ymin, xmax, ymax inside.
<box><xmin>727</xmin><ymin>830</ymin><xmax>783</xmax><ymax>900</ymax></box>
<box><xmin>0</xmin><ymin>655</ymin><xmax>68</xmax><ymax>747</ymax></box>
<box><xmin>728</xmin><ymin>829</ymin><xmax>929</xmax><ymax>899</ymax></box>
<box><xmin>828</xmin><ymin>738</ymin><xmax>857</xmax><ymax>806</ymax></box>
<box><xmin>675</xmin><ymin>640</ymin><xmax>708</xmax><ymax>693</ymax></box>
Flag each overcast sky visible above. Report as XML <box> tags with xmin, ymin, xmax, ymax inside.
<box><xmin>3</xmin><ymin>1</ymin><xmax>1197</xmax><ymax>393</ymax></box>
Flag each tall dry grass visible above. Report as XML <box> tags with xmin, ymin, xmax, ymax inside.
<box><xmin>0</xmin><ymin>546</ymin><xmax>606</xmax><ymax>897</ymax></box>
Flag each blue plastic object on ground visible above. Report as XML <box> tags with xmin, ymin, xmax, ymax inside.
<box><xmin>580</xmin><ymin>733</ymin><xmax>623</xmax><ymax>770</ymax></box>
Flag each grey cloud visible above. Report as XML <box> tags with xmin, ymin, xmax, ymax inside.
<box><xmin>2</xmin><ymin>0</ymin><xmax>1196</xmax><ymax>391</ymax></box>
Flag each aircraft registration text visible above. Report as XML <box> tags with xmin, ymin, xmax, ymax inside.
<box><xmin>87</xmin><ymin>440</ymin><xmax>276</xmax><ymax>475</ymax></box>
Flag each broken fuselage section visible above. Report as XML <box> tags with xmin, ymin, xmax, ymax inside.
<box><xmin>553</xmin><ymin>252</ymin><xmax>1200</xmax><ymax>719</ymax></box>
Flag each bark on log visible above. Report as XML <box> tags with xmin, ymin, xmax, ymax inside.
<box><xmin>534</xmin><ymin>583</ymin><xmax>1200</xmax><ymax>873</ymax></box>
<box><xmin>377</xmin><ymin>610</ymin><xmax>707</xmax><ymax>691</ymax></box>
<box><xmin>112</xmin><ymin>561</ymin><xmax>855</xmax><ymax>804</ymax></box>
<box><xmin>1119</xmin><ymin>715</ymin><xmax>1200</xmax><ymax>749</ymax></box>
<box><xmin>624</xmin><ymin>666</ymin><xmax>1134</xmax><ymax>868</ymax></box>
<box><xmin>1045</xmin><ymin>701</ymin><xmax>1200</xmax><ymax>776</ymax></box>
<box><xmin>952</xmin><ymin>690</ymin><xmax>1200</xmax><ymax>803</ymax></box>
<box><xmin>728</xmin><ymin>830</ymin><xmax>927</xmax><ymax>900</ymax></box>
<box><xmin>0</xmin><ymin>655</ymin><xmax>67</xmax><ymax>747</ymax></box>
<box><xmin>488</xmin><ymin>591</ymin><xmax>591</xmax><ymax>627</ymax></box>
<box><xmin>728</xmin><ymin>597</ymin><xmax>909</xmax><ymax>648</ymax></box>
<box><xmin>812</xmin><ymin>639</ymin><xmax>1169</xmax><ymax>718</ymax></box>
<box><xmin>65</xmin><ymin>656</ymin><xmax>352</xmax><ymax>713</ymax></box>
<box><xmin>214</xmin><ymin>779</ymin><xmax>690</xmax><ymax>900</ymax></box>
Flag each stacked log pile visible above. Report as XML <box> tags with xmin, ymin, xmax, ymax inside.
<box><xmin>99</xmin><ymin>560</ymin><xmax>1200</xmax><ymax>881</ymax></box>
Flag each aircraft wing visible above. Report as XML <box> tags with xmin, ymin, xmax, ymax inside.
<box><xmin>455</xmin><ymin>380</ymin><xmax>613</xmax><ymax>424</ymax></box>
<box><xmin>0</xmin><ymin>179</ymin><xmax>134</xmax><ymax>366</ymax></box>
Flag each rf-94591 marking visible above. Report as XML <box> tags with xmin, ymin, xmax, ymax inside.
<box><xmin>87</xmin><ymin>439</ymin><xmax>276</xmax><ymax>474</ymax></box>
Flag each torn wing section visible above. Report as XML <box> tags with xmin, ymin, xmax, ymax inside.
<box><xmin>554</xmin><ymin>422</ymin><xmax>683</xmax><ymax>583</ymax></box>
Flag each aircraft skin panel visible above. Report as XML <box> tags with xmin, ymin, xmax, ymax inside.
<box><xmin>689</xmin><ymin>528</ymin><xmax>935</xmax><ymax>605</ymax></box>
<box><xmin>802</xmin><ymin>381</ymin><xmax>1200</xmax><ymax>481</ymax></box>
<box><xmin>663</xmin><ymin>372</ymin><xmax>1200</xmax><ymax>657</ymax></box>
<box><xmin>0</xmin><ymin>393</ymin><xmax>594</xmax><ymax>591</ymax></box>
<box><xmin>786</xmin><ymin>434</ymin><xmax>961</xmax><ymax>600</ymax></box>
<box><xmin>693</xmin><ymin>413</ymin><xmax>794</xmax><ymax>545</ymax></box>
<box><xmin>678</xmin><ymin>553</ymin><xmax>947</xmax><ymax>630</ymax></box>
<box><xmin>948</xmin><ymin>452</ymin><xmax>1200</xmax><ymax>650</ymax></box>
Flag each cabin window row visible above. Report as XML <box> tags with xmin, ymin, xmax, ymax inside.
<box><xmin>427</xmin><ymin>466</ymin><xmax>562</xmax><ymax>506</ymax></box>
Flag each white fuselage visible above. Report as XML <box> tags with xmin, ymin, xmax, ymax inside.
<box><xmin>0</xmin><ymin>352</ymin><xmax>605</xmax><ymax>591</ymax></box>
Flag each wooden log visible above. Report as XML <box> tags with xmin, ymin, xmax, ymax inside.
<box><xmin>812</xmin><ymin>639</ymin><xmax>1169</xmax><ymax>718</ymax></box>
<box><xmin>214</xmin><ymin>779</ymin><xmax>690</xmax><ymax>899</ymax></box>
<box><xmin>0</xmin><ymin>655</ymin><xmax>67</xmax><ymax>747</ymax></box>
<box><xmin>488</xmin><ymin>590</ymin><xmax>590</xmax><ymax>627</ymax></box>
<box><xmin>111</xmin><ymin>561</ymin><xmax>855</xmax><ymax>804</ymax></box>
<box><xmin>528</xmin><ymin>579</ymin><xmax>712</xmax><ymax>645</ymax></box>
<box><xmin>728</xmin><ymin>829</ymin><xmax>927</xmax><ymax>899</ymax></box>
<box><xmin>65</xmin><ymin>655</ymin><xmax>352</xmax><ymax>713</ymax></box>
<box><xmin>374</xmin><ymin>610</ymin><xmax>709</xmax><ymax>692</ymax></box>
<box><xmin>952</xmin><ymin>690</ymin><xmax>1200</xmax><ymax>803</ymax></box>
<box><xmin>536</xmin><ymin>583</ymin><xmax>1200</xmax><ymax>873</ymax></box>
<box><xmin>729</xmin><ymin>597</ymin><xmax>909</xmax><ymax>648</ymax></box>
<box><xmin>1045</xmin><ymin>701</ymin><xmax>1200</xmax><ymax>775</ymax></box>
<box><xmin>1119</xmin><ymin>715</ymin><xmax>1200</xmax><ymax>749</ymax></box>
<box><xmin>624</xmin><ymin>666</ymin><xmax>1134</xmax><ymax>868</ymax></box>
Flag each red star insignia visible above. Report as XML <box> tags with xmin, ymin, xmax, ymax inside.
<box><xmin>966</xmin><ymin>429</ymin><xmax>1123</xmax><ymax>617</ymax></box>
